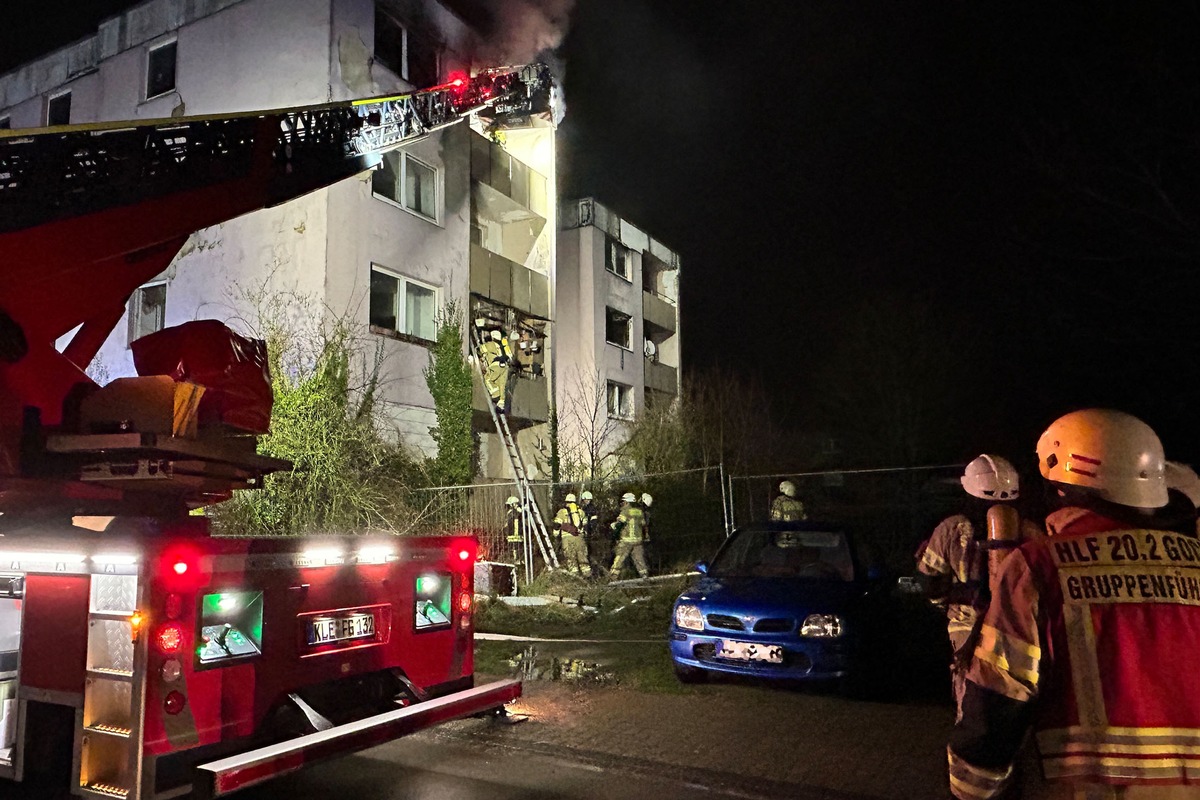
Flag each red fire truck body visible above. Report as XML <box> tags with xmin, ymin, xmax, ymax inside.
<box><xmin>0</xmin><ymin>66</ymin><xmax>550</xmax><ymax>798</ymax></box>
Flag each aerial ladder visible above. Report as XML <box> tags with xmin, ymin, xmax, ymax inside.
<box><xmin>468</xmin><ymin>326</ymin><xmax>558</xmax><ymax>578</ymax></box>
<box><xmin>0</xmin><ymin>65</ymin><xmax>550</xmax><ymax>800</ymax></box>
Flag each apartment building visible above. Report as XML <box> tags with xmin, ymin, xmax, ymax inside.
<box><xmin>0</xmin><ymin>0</ymin><xmax>559</xmax><ymax>479</ymax></box>
<box><xmin>556</xmin><ymin>198</ymin><xmax>682</xmax><ymax>471</ymax></box>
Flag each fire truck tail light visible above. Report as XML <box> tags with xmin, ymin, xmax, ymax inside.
<box><xmin>164</xmin><ymin>690</ymin><xmax>186</xmax><ymax>715</ymax></box>
<box><xmin>130</xmin><ymin>612</ymin><xmax>145</xmax><ymax>641</ymax></box>
<box><xmin>156</xmin><ymin>623</ymin><xmax>184</xmax><ymax>654</ymax></box>
<box><xmin>172</xmin><ymin>561</ymin><xmax>189</xmax><ymax>575</ymax></box>
<box><xmin>161</xmin><ymin>659</ymin><xmax>182</xmax><ymax>683</ymax></box>
<box><xmin>457</xmin><ymin>592</ymin><xmax>472</xmax><ymax>613</ymax></box>
<box><xmin>457</xmin><ymin>548</ymin><xmax>472</xmax><ymax>563</ymax></box>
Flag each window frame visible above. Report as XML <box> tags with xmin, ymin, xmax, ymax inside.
<box><xmin>372</xmin><ymin>150</ymin><xmax>442</xmax><ymax>225</ymax></box>
<box><xmin>145</xmin><ymin>39</ymin><xmax>178</xmax><ymax>100</ymax></box>
<box><xmin>607</xmin><ymin>381</ymin><xmax>634</xmax><ymax>421</ymax></box>
<box><xmin>46</xmin><ymin>91</ymin><xmax>71</xmax><ymax>126</ymax></box>
<box><xmin>128</xmin><ymin>281</ymin><xmax>167</xmax><ymax>346</ymax></box>
<box><xmin>605</xmin><ymin>307</ymin><xmax>633</xmax><ymax>350</ymax></box>
<box><xmin>605</xmin><ymin>237</ymin><xmax>631</xmax><ymax>282</ymax></box>
<box><xmin>374</xmin><ymin>6</ymin><xmax>439</xmax><ymax>87</ymax></box>
<box><xmin>368</xmin><ymin>265</ymin><xmax>440</xmax><ymax>343</ymax></box>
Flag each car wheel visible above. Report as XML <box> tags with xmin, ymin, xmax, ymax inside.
<box><xmin>674</xmin><ymin>663</ymin><xmax>708</xmax><ymax>684</ymax></box>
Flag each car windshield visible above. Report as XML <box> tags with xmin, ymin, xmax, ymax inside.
<box><xmin>709</xmin><ymin>529</ymin><xmax>855</xmax><ymax>581</ymax></box>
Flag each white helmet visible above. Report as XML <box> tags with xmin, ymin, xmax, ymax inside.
<box><xmin>1166</xmin><ymin>461</ymin><xmax>1200</xmax><ymax>508</ymax></box>
<box><xmin>779</xmin><ymin>480</ymin><xmax>797</xmax><ymax>498</ymax></box>
<box><xmin>961</xmin><ymin>454</ymin><xmax>1020</xmax><ymax>501</ymax></box>
<box><xmin>490</xmin><ymin>329</ymin><xmax>502</xmax><ymax>341</ymax></box>
<box><xmin>505</xmin><ymin>496</ymin><xmax>519</xmax><ymax>507</ymax></box>
<box><xmin>565</xmin><ymin>493</ymin><xmax>577</xmax><ymax>503</ymax></box>
<box><xmin>641</xmin><ymin>493</ymin><xmax>653</xmax><ymax>507</ymax></box>
<box><xmin>581</xmin><ymin>491</ymin><xmax>593</xmax><ymax>501</ymax></box>
<box><xmin>621</xmin><ymin>492</ymin><xmax>637</xmax><ymax>503</ymax></box>
<box><xmin>1037</xmin><ymin>409</ymin><xmax>1167</xmax><ymax>509</ymax></box>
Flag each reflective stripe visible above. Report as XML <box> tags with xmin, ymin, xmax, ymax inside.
<box><xmin>948</xmin><ymin>747</ymin><xmax>1013</xmax><ymax>800</ymax></box>
<box><xmin>1062</xmin><ymin>604</ymin><xmax>1108</xmax><ymax>728</ymax></box>
<box><xmin>1042</xmin><ymin>754</ymin><xmax>1200</xmax><ymax>781</ymax></box>
<box><xmin>1037</xmin><ymin>727</ymin><xmax>1200</xmax><ymax>783</ymax></box>
<box><xmin>974</xmin><ymin>623</ymin><xmax>1041</xmax><ymax>686</ymax></box>
<box><xmin>921</xmin><ymin>547</ymin><xmax>948</xmax><ymax>574</ymax></box>
<box><xmin>1039</xmin><ymin>727</ymin><xmax>1200</xmax><ymax>751</ymax></box>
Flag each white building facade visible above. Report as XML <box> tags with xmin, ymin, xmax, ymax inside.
<box><xmin>0</xmin><ymin>0</ymin><xmax>564</xmax><ymax>479</ymax></box>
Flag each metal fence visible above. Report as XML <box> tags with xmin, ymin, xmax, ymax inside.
<box><xmin>728</xmin><ymin>464</ymin><xmax>967</xmax><ymax>573</ymax></box>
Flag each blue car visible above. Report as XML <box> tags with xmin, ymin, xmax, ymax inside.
<box><xmin>669</xmin><ymin>522</ymin><xmax>877</xmax><ymax>685</ymax></box>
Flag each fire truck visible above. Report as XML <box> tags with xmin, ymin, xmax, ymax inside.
<box><xmin>0</xmin><ymin>65</ymin><xmax>550</xmax><ymax>799</ymax></box>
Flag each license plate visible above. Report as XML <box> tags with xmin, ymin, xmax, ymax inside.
<box><xmin>307</xmin><ymin>613</ymin><xmax>375</xmax><ymax>645</ymax></box>
<box><xmin>718</xmin><ymin>640</ymin><xmax>784</xmax><ymax>663</ymax></box>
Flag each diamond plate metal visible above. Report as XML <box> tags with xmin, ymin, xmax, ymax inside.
<box><xmin>90</xmin><ymin>575</ymin><xmax>137</xmax><ymax>614</ymax></box>
<box><xmin>87</xmin><ymin>620</ymin><xmax>134</xmax><ymax>673</ymax></box>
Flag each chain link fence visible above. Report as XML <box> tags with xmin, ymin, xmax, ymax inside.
<box><xmin>729</xmin><ymin>464</ymin><xmax>967</xmax><ymax>573</ymax></box>
<box><xmin>413</xmin><ymin>467</ymin><xmax>730</xmax><ymax>589</ymax></box>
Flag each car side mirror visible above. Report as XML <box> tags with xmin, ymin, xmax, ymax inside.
<box><xmin>694</xmin><ymin>561</ymin><xmax>708</xmax><ymax>575</ymax></box>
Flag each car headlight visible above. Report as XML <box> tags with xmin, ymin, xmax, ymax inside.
<box><xmin>800</xmin><ymin>613</ymin><xmax>843</xmax><ymax>638</ymax></box>
<box><xmin>674</xmin><ymin>603</ymin><xmax>704</xmax><ymax>631</ymax></box>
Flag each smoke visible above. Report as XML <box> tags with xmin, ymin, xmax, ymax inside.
<box><xmin>477</xmin><ymin>0</ymin><xmax>575</xmax><ymax>67</ymax></box>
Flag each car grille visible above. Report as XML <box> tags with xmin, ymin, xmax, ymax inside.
<box><xmin>705</xmin><ymin>614</ymin><xmax>745</xmax><ymax>631</ymax></box>
<box><xmin>753</xmin><ymin>618</ymin><xmax>794</xmax><ymax>633</ymax></box>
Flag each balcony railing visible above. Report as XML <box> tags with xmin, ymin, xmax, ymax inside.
<box><xmin>469</xmin><ymin>243</ymin><xmax>550</xmax><ymax>319</ymax></box>
<box><xmin>470</xmin><ymin>133</ymin><xmax>548</xmax><ymax>217</ymax></box>
<box><xmin>472</xmin><ymin>373</ymin><xmax>550</xmax><ymax>424</ymax></box>
<box><xmin>645</xmin><ymin>360</ymin><xmax>679</xmax><ymax>395</ymax></box>
<box><xmin>642</xmin><ymin>291</ymin><xmax>677</xmax><ymax>334</ymax></box>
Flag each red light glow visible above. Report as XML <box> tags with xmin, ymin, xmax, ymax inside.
<box><xmin>451</xmin><ymin>78</ymin><xmax>465</xmax><ymax>87</ymax></box>
<box><xmin>457</xmin><ymin>592</ymin><xmax>472</xmax><ymax>613</ymax></box>
<box><xmin>458</xmin><ymin>548</ymin><xmax>472</xmax><ymax>562</ymax></box>
<box><xmin>156</xmin><ymin>623</ymin><xmax>184</xmax><ymax>655</ymax></box>
<box><xmin>172</xmin><ymin>561</ymin><xmax>188</xmax><ymax>575</ymax></box>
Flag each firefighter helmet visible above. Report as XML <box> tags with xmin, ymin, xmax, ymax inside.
<box><xmin>505</xmin><ymin>496</ymin><xmax>519</xmax><ymax>507</ymax></box>
<box><xmin>621</xmin><ymin>492</ymin><xmax>637</xmax><ymax>503</ymax></box>
<box><xmin>641</xmin><ymin>493</ymin><xmax>653</xmax><ymax>507</ymax></box>
<box><xmin>581</xmin><ymin>491</ymin><xmax>593</xmax><ymax>501</ymax></box>
<box><xmin>779</xmin><ymin>480</ymin><xmax>797</xmax><ymax>498</ymax></box>
<box><xmin>961</xmin><ymin>454</ymin><xmax>1020</xmax><ymax>501</ymax></box>
<box><xmin>1036</xmin><ymin>409</ymin><xmax>1168</xmax><ymax>509</ymax></box>
<box><xmin>1166</xmin><ymin>461</ymin><xmax>1200</xmax><ymax>508</ymax></box>
<box><xmin>490</xmin><ymin>329</ymin><xmax>502</xmax><ymax>341</ymax></box>
<box><xmin>565</xmin><ymin>493</ymin><xmax>577</xmax><ymax>503</ymax></box>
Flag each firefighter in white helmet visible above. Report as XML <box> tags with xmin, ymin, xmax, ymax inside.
<box><xmin>580</xmin><ymin>490</ymin><xmax>605</xmax><ymax>575</ymax></box>
<box><xmin>917</xmin><ymin>454</ymin><xmax>1034</xmax><ymax>722</ymax></box>
<box><xmin>609</xmin><ymin>492</ymin><xmax>650</xmax><ymax>579</ymax></box>
<box><xmin>949</xmin><ymin>410</ymin><xmax>1200</xmax><ymax>799</ymax></box>
<box><xmin>771</xmin><ymin>480</ymin><xmax>807</xmax><ymax>522</ymax></box>
<box><xmin>1166</xmin><ymin>460</ymin><xmax>1200</xmax><ymax>536</ymax></box>
<box><xmin>553</xmin><ymin>493</ymin><xmax>591</xmax><ymax>576</ymax></box>
<box><xmin>478</xmin><ymin>329</ymin><xmax>513</xmax><ymax>413</ymax></box>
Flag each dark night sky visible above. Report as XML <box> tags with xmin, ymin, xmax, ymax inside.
<box><xmin>5</xmin><ymin>1</ymin><xmax>1200</xmax><ymax>468</ymax></box>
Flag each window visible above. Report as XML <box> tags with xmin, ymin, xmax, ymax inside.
<box><xmin>374</xmin><ymin>6</ymin><xmax>439</xmax><ymax>88</ymax></box>
<box><xmin>373</xmin><ymin>151</ymin><xmax>439</xmax><ymax>222</ymax></box>
<box><xmin>605</xmin><ymin>307</ymin><xmax>632</xmax><ymax>349</ymax></box>
<box><xmin>607</xmin><ymin>382</ymin><xmax>633</xmax><ymax>420</ymax></box>
<box><xmin>369</xmin><ymin>266</ymin><xmax>438</xmax><ymax>341</ymax></box>
<box><xmin>128</xmin><ymin>282</ymin><xmax>166</xmax><ymax>344</ymax></box>
<box><xmin>47</xmin><ymin>92</ymin><xmax>71</xmax><ymax>126</ymax></box>
<box><xmin>605</xmin><ymin>237</ymin><xmax>631</xmax><ymax>280</ymax></box>
<box><xmin>146</xmin><ymin>41</ymin><xmax>177</xmax><ymax>98</ymax></box>
<box><xmin>0</xmin><ymin>118</ymin><xmax>10</xmax><ymax>130</ymax></box>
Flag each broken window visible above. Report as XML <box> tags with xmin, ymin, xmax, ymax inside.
<box><xmin>47</xmin><ymin>92</ymin><xmax>70</xmax><ymax>126</ymax></box>
<box><xmin>128</xmin><ymin>283</ymin><xmax>166</xmax><ymax>345</ymax></box>
<box><xmin>605</xmin><ymin>307</ymin><xmax>632</xmax><ymax>350</ymax></box>
<box><xmin>374</xmin><ymin>6</ymin><xmax>439</xmax><ymax>87</ymax></box>
<box><xmin>373</xmin><ymin>151</ymin><xmax>439</xmax><ymax>222</ymax></box>
<box><xmin>146</xmin><ymin>41</ymin><xmax>177</xmax><ymax>98</ymax></box>
<box><xmin>605</xmin><ymin>237</ymin><xmax>631</xmax><ymax>280</ymax></box>
<box><xmin>370</xmin><ymin>266</ymin><xmax>438</xmax><ymax>342</ymax></box>
<box><xmin>607</xmin><ymin>382</ymin><xmax>633</xmax><ymax>420</ymax></box>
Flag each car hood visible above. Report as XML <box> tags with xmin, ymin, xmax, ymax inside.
<box><xmin>681</xmin><ymin>576</ymin><xmax>861</xmax><ymax>617</ymax></box>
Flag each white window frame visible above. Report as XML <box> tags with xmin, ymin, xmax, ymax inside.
<box><xmin>46</xmin><ymin>91</ymin><xmax>71</xmax><ymax>126</ymax></box>
<box><xmin>605</xmin><ymin>307</ymin><xmax>632</xmax><ymax>351</ymax></box>
<box><xmin>605</xmin><ymin>237</ymin><xmax>631</xmax><ymax>282</ymax></box>
<box><xmin>145</xmin><ymin>39</ymin><xmax>178</xmax><ymax>100</ymax></box>
<box><xmin>128</xmin><ymin>281</ymin><xmax>167</xmax><ymax>346</ymax></box>
<box><xmin>368</xmin><ymin>265</ymin><xmax>440</xmax><ymax>342</ymax></box>
<box><xmin>372</xmin><ymin>151</ymin><xmax>442</xmax><ymax>225</ymax></box>
<box><xmin>607</xmin><ymin>381</ymin><xmax>634</xmax><ymax>421</ymax></box>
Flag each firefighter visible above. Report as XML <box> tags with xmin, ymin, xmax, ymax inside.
<box><xmin>580</xmin><ymin>490</ymin><xmax>607</xmax><ymax>575</ymax></box>
<box><xmin>553</xmin><ymin>493</ymin><xmax>591</xmax><ymax>576</ymax></box>
<box><xmin>609</xmin><ymin>492</ymin><xmax>650</xmax><ymax>579</ymax></box>
<box><xmin>917</xmin><ymin>454</ymin><xmax>1030</xmax><ymax>722</ymax></box>
<box><xmin>1165</xmin><ymin>460</ymin><xmax>1200</xmax><ymax>536</ymax></box>
<box><xmin>478</xmin><ymin>329</ymin><xmax>513</xmax><ymax>412</ymax></box>
<box><xmin>503</xmin><ymin>495</ymin><xmax>524</xmax><ymax>566</ymax></box>
<box><xmin>771</xmin><ymin>480</ymin><xmax>807</xmax><ymax>521</ymax></box>
<box><xmin>949</xmin><ymin>409</ymin><xmax>1200</xmax><ymax>800</ymax></box>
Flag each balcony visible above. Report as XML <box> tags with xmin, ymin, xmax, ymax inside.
<box><xmin>472</xmin><ymin>373</ymin><xmax>550</xmax><ymax>424</ymax></box>
<box><xmin>471</xmin><ymin>133</ymin><xmax>548</xmax><ymax>218</ymax></box>
<box><xmin>469</xmin><ymin>244</ymin><xmax>550</xmax><ymax>319</ymax></box>
<box><xmin>645</xmin><ymin>360</ymin><xmax>679</xmax><ymax>395</ymax></box>
<box><xmin>642</xmin><ymin>291</ymin><xmax>677</xmax><ymax>334</ymax></box>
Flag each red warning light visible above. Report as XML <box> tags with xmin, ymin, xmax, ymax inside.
<box><xmin>458</xmin><ymin>548</ymin><xmax>471</xmax><ymax>562</ymax></box>
<box><xmin>451</xmin><ymin>78</ymin><xmax>465</xmax><ymax>88</ymax></box>
<box><xmin>457</xmin><ymin>592</ymin><xmax>473</xmax><ymax>613</ymax></box>
<box><xmin>172</xmin><ymin>561</ymin><xmax>188</xmax><ymax>575</ymax></box>
<box><xmin>164</xmin><ymin>690</ymin><xmax>187</xmax><ymax>716</ymax></box>
<box><xmin>156</xmin><ymin>623</ymin><xmax>184</xmax><ymax>655</ymax></box>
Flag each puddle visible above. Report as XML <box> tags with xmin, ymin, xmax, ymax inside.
<box><xmin>504</xmin><ymin>645</ymin><xmax>617</xmax><ymax>684</ymax></box>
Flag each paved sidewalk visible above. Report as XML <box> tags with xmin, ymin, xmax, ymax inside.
<box><xmin>434</xmin><ymin>678</ymin><xmax>960</xmax><ymax>799</ymax></box>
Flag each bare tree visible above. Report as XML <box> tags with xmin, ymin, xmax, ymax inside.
<box><xmin>557</xmin><ymin>364</ymin><xmax>627</xmax><ymax>483</ymax></box>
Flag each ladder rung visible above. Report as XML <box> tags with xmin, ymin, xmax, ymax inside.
<box><xmin>85</xmin><ymin>723</ymin><xmax>131</xmax><ymax>738</ymax></box>
<box><xmin>81</xmin><ymin>783</ymin><xmax>130</xmax><ymax>799</ymax></box>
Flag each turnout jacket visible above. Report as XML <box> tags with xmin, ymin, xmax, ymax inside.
<box><xmin>919</xmin><ymin>514</ymin><xmax>987</xmax><ymax>647</ymax></box>
<box><xmin>948</xmin><ymin>507</ymin><xmax>1200</xmax><ymax>799</ymax></box>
